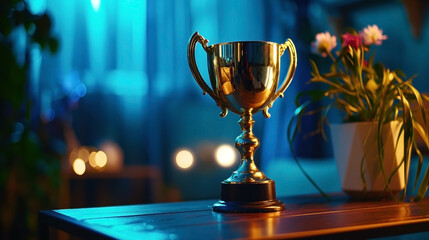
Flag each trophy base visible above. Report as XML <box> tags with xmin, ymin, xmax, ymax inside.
<box><xmin>212</xmin><ymin>199</ymin><xmax>285</xmax><ymax>213</ymax></box>
<box><xmin>212</xmin><ymin>180</ymin><xmax>285</xmax><ymax>213</ymax></box>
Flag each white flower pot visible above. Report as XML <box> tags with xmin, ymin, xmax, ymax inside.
<box><xmin>330</xmin><ymin>121</ymin><xmax>407</xmax><ymax>199</ymax></box>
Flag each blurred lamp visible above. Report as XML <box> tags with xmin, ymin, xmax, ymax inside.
<box><xmin>175</xmin><ymin>149</ymin><xmax>194</xmax><ymax>169</ymax></box>
<box><xmin>100</xmin><ymin>141</ymin><xmax>124</xmax><ymax>172</ymax></box>
<box><xmin>215</xmin><ymin>144</ymin><xmax>236</xmax><ymax>167</ymax></box>
<box><xmin>73</xmin><ymin>158</ymin><xmax>86</xmax><ymax>175</ymax></box>
<box><xmin>95</xmin><ymin>151</ymin><xmax>107</xmax><ymax>168</ymax></box>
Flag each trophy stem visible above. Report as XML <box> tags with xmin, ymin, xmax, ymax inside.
<box><xmin>225</xmin><ymin>108</ymin><xmax>267</xmax><ymax>182</ymax></box>
<box><xmin>213</xmin><ymin>108</ymin><xmax>285</xmax><ymax>213</ymax></box>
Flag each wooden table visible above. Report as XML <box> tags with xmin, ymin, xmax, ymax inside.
<box><xmin>38</xmin><ymin>194</ymin><xmax>429</xmax><ymax>239</ymax></box>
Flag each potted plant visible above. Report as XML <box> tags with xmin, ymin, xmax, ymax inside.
<box><xmin>288</xmin><ymin>25</ymin><xmax>429</xmax><ymax>200</ymax></box>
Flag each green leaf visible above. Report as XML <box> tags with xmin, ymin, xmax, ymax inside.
<box><xmin>287</xmin><ymin>100</ymin><xmax>329</xmax><ymax>199</ymax></box>
<box><xmin>413</xmin><ymin>140</ymin><xmax>424</xmax><ymax>192</ymax></box>
<box><xmin>311</xmin><ymin>76</ymin><xmax>357</xmax><ymax>96</ymax></box>
<box><xmin>309</xmin><ymin>59</ymin><xmax>320</xmax><ymax>76</ymax></box>
<box><xmin>415</xmin><ymin>167</ymin><xmax>429</xmax><ymax>201</ymax></box>
<box><xmin>294</xmin><ymin>89</ymin><xmax>326</xmax><ymax>107</ymax></box>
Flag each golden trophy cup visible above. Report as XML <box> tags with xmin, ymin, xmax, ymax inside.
<box><xmin>187</xmin><ymin>32</ymin><xmax>297</xmax><ymax>212</ymax></box>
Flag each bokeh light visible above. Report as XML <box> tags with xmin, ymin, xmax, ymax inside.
<box><xmin>95</xmin><ymin>151</ymin><xmax>108</xmax><ymax>168</ymax></box>
<box><xmin>175</xmin><ymin>149</ymin><xmax>194</xmax><ymax>169</ymax></box>
<box><xmin>73</xmin><ymin>158</ymin><xmax>86</xmax><ymax>175</ymax></box>
<box><xmin>215</xmin><ymin>144</ymin><xmax>236</xmax><ymax>167</ymax></box>
<box><xmin>100</xmin><ymin>141</ymin><xmax>124</xmax><ymax>172</ymax></box>
<box><xmin>78</xmin><ymin>147</ymin><xmax>90</xmax><ymax>162</ymax></box>
<box><xmin>89</xmin><ymin>151</ymin><xmax>98</xmax><ymax>168</ymax></box>
<box><xmin>72</xmin><ymin>147</ymin><xmax>109</xmax><ymax>172</ymax></box>
<box><xmin>69</xmin><ymin>150</ymin><xmax>78</xmax><ymax>164</ymax></box>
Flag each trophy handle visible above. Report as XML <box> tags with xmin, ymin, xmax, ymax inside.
<box><xmin>187</xmin><ymin>32</ymin><xmax>228</xmax><ymax>117</ymax></box>
<box><xmin>262</xmin><ymin>39</ymin><xmax>297</xmax><ymax>118</ymax></box>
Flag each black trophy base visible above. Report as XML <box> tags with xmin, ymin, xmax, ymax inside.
<box><xmin>212</xmin><ymin>180</ymin><xmax>285</xmax><ymax>213</ymax></box>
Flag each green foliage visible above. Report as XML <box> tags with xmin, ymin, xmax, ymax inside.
<box><xmin>1</xmin><ymin>1</ymin><xmax>60</xmax><ymax>239</ymax></box>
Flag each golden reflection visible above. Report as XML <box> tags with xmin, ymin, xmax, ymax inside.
<box><xmin>214</xmin><ymin>212</ymin><xmax>280</xmax><ymax>238</ymax></box>
<box><xmin>219</xmin><ymin>66</ymin><xmax>235</xmax><ymax>95</ymax></box>
<box><xmin>247</xmin><ymin>212</ymin><xmax>280</xmax><ymax>238</ymax></box>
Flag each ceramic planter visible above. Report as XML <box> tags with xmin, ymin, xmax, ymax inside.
<box><xmin>330</xmin><ymin>121</ymin><xmax>407</xmax><ymax>199</ymax></box>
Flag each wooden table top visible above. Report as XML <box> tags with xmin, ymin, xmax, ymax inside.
<box><xmin>38</xmin><ymin>194</ymin><xmax>429</xmax><ymax>239</ymax></box>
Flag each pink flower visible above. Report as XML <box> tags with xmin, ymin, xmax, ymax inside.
<box><xmin>312</xmin><ymin>32</ymin><xmax>337</xmax><ymax>57</ymax></box>
<box><xmin>360</xmin><ymin>25</ymin><xmax>387</xmax><ymax>46</ymax></box>
<box><xmin>341</xmin><ymin>33</ymin><xmax>362</xmax><ymax>49</ymax></box>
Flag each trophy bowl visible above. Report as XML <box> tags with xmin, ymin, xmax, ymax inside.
<box><xmin>187</xmin><ymin>32</ymin><xmax>297</xmax><ymax>213</ymax></box>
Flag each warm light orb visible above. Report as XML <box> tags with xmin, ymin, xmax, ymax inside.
<box><xmin>89</xmin><ymin>151</ymin><xmax>97</xmax><ymax>168</ymax></box>
<box><xmin>215</xmin><ymin>144</ymin><xmax>236</xmax><ymax>167</ymax></box>
<box><xmin>78</xmin><ymin>147</ymin><xmax>90</xmax><ymax>162</ymax></box>
<box><xmin>69</xmin><ymin>150</ymin><xmax>78</xmax><ymax>164</ymax></box>
<box><xmin>175</xmin><ymin>149</ymin><xmax>194</xmax><ymax>169</ymax></box>
<box><xmin>73</xmin><ymin>158</ymin><xmax>86</xmax><ymax>175</ymax></box>
<box><xmin>95</xmin><ymin>151</ymin><xmax>108</xmax><ymax>168</ymax></box>
<box><xmin>100</xmin><ymin>141</ymin><xmax>124</xmax><ymax>172</ymax></box>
